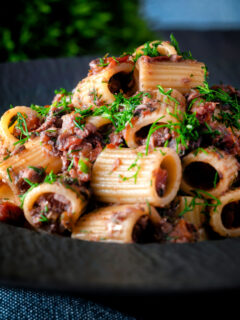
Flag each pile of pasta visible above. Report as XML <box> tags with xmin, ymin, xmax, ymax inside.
<box><xmin>0</xmin><ymin>37</ymin><xmax>239</xmax><ymax>244</ymax></box>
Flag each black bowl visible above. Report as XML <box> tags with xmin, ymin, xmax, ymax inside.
<box><xmin>0</xmin><ymin>57</ymin><xmax>240</xmax><ymax>297</ymax></box>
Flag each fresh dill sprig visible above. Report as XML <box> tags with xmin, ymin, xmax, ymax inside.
<box><xmin>193</xmin><ymin>189</ymin><xmax>222</xmax><ymax>212</ymax></box>
<box><xmin>54</xmin><ymin>88</ymin><xmax>72</xmax><ymax>96</ymax></box>
<box><xmin>119</xmin><ymin>165</ymin><xmax>141</xmax><ymax>184</ymax></box>
<box><xmin>39</xmin><ymin>214</ymin><xmax>49</xmax><ymax>223</ymax></box>
<box><xmin>197</xmin><ymin>81</ymin><xmax>240</xmax><ymax>130</ymax></box>
<box><xmin>6</xmin><ymin>166</ymin><xmax>12</xmax><ymax>182</ymax></box>
<box><xmin>28</xmin><ymin>166</ymin><xmax>45</xmax><ymax>176</ymax></box>
<box><xmin>78</xmin><ymin>159</ymin><xmax>89</xmax><ymax>174</ymax></box>
<box><xmin>145</xmin><ymin>85</ymin><xmax>221</xmax><ymax>155</ymax></box>
<box><xmin>178</xmin><ymin>196</ymin><xmax>205</xmax><ymax>217</ymax></box>
<box><xmin>19</xmin><ymin>179</ymin><xmax>39</xmax><ymax>208</ymax></box>
<box><xmin>13</xmin><ymin>112</ymin><xmax>30</xmax><ymax>146</ymax></box>
<box><xmin>133</xmin><ymin>40</ymin><xmax>162</xmax><ymax>62</ymax></box>
<box><xmin>93</xmin><ymin>92</ymin><xmax>150</xmax><ymax>132</ymax></box>
<box><xmin>52</xmin><ymin>95</ymin><xmax>72</xmax><ymax>116</ymax></box>
<box><xmin>30</xmin><ymin>104</ymin><xmax>50</xmax><ymax>117</ymax></box>
<box><xmin>119</xmin><ymin>152</ymin><xmax>143</xmax><ymax>184</ymax></box>
<box><xmin>98</xmin><ymin>57</ymin><xmax>109</xmax><ymax>67</ymax></box>
<box><xmin>44</xmin><ymin>171</ymin><xmax>58</xmax><ymax>184</ymax></box>
<box><xmin>73</xmin><ymin>107</ymin><xmax>93</xmax><ymax>130</ymax></box>
<box><xmin>170</xmin><ymin>33</ymin><xmax>194</xmax><ymax>60</ymax></box>
<box><xmin>127</xmin><ymin>152</ymin><xmax>143</xmax><ymax>171</ymax></box>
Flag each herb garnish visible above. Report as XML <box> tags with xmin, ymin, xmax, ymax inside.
<box><xmin>73</xmin><ymin>107</ymin><xmax>93</xmax><ymax>130</ymax></box>
<box><xmin>78</xmin><ymin>159</ymin><xmax>89</xmax><ymax>174</ymax></box>
<box><xmin>133</xmin><ymin>40</ymin><xmax>162</xmax><ymax>62</ymax></box>
<box><xmin>93</xmin><ymin>92</ymin><xmax>150</xmax><ymax>132</ymax></box>
<box><xmin>98</xmin><ymin>57</ymin><xmax>109</xmax><ymax>67</ymax></box>
<box><xmin>39</xmin><ymin>214</ymin><xmax>49</xmax><ymax>223</ymax></box>
<box><xmin>28</xmin><ymin>166</ymin><xmax>45</xmax><ymax>176</ymax></box>
<box><xmin>178</xmin><ymin>197</ymin><xmax>205</xmax><ymax>217</ymax></box>
<box><xmin>119</xmin><ymin>165</ymin><xmax>140</xmax><ymax>184</ymax></box>
<box><xmin>197</xmin><ymin>81</ymin><xmax>240</xmax><ymax>130</ymax></box>
<box><xmin>67</xmin><ymin>159</ymin><xmax>74</xmax><ymax>172</ymax></box>
<box><xmin>119</xmin><ymin>152</ymin><xmax>143</xmax><ymax>184</ymax></box>
<box><xmin>19</xmin><ymin>179</ymin><xmax>39</xmax><ymax>208</ymax></box>
<box><xmin>170</xmin><ymin>33</ymin><xmax>194</xmax><ymax>60</ymax></box>
<box><xmin>145</xmin><ymin>85</ymin><xmax>222</xmax><ymax>155</ymax></box>
<box><xmin>193</xmin><ymin>189</ymin><xmax>222</xmax><ymax>212</ymax></box>
<box><xmin>127</xmin><ymin>152</ymin><xmax>143</xmax><ymax>171</ymax></box>
<box><xmin>6</xmin><ymin>166</ymin><xmax>12</xmax><ymax>182</ymax></box>
<box><xmin>44</xmin><ymin>171</ymin><xmax>58</xmax><ymax>184</ymax></box>
<box><xmin>54</xmin><ymin>88</ymin><xmax>72</xmax><ymax>96</ymax></box>
<box><xmin>30</xmin><ymin>104</ymin><xmax>50</xmax><ymax>117</ymax></box>
<box><xmin>52</xmin><ymin>95</ymin><xmax>72</xmax><ymax>116</ymax></box>
<box><xmin>13</xmin><ymin>112</ymin><xmax>30</xmax><ymax>146</ymax></box>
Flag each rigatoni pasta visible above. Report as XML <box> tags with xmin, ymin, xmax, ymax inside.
<box><xmin>124</xmin><ymin>88</ymin><xmax>186</xmax><ymax>148</ymax></box>
<box><xmin>72</xmin><ymin>57</ymin><xmax>136</xmax><ymax>109</ymax></box>
<box><xmin>181</xmin><ymin>148</ymin><xmax>238</xmax><ymax>198</ymax></box>
<box><xmin>91</xmin><ymin>147</ymin><xmax>182</xmax><ymax>207</ymax></box>
<box><xmin>0</xmin><ymin>34</ymin><xmax>239</xmax><ymax>244</ymax></box>
<box><xmin>0</xmin><ymin>106</ymin><xmax>40</xmax><ymax>151</ymax></box>
<box><xmin>209</xmin><ymin>189</ymin><xmax>240</xmax><ymax>237</ymax></box>
<box><xmin>135</xmin><ymin>57</ymin><xmax>205</xmax><ymax>94</ymax></box>
<box><xmin>72</xmin><ymin>203</ymin><xmax>161</xmax><ymax>243</ymax></box>
<box><xmin>23</xmin><ymin>182</ymin><xmax>87</xmax><ymax>233</ymax></box>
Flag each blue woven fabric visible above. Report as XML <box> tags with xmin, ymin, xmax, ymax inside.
<box><xmin>0</xmin><ymin>287</ymin><xmax>135</xmax><ymax>320</ymax></box>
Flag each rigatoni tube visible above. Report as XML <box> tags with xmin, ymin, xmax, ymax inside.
<box><xmin>176</xmin><ymin>196</ymin><xmax>206</xmax><ymax>229</ymax></box>
<box><xmin>181</xmin><ymin>148</ymin><xmax>238</xmax><ymax>198</ymax></box>
<box><xmin>135</xmin><ymin>56</ymin><xmax>205</xmax><ymax>94</ymax></box>
<box><xmin>0</xmin><ymin>137</ymin><xmax>62</xmax><ymax>202</ymax></box>
<box><xmin>0</xmin><ymin>182</ymin><xmax>16</xmax><ymax>203</ymax></box>
<box><xmin>72</xmin><ymin>61</ymin><xmax>135</xmax><ymax>109</ymax></box>
<box><xmin>124</xmin><ymin>88</ymin><xmax>186</xmax><ymax>148</ymax></box>
<box><xmin>72</xmin><ymin>203</ymin><xmax>161</xmax><ymax>243</ymax></box>
<box><xmin>0</xmin><ymin>106</ymin><xmax>40</xmax><ymax>150</ymax></box>
<box><xmin>91</xmin><ymin>147</ymin><xmax>182</xmax><ymax>207</ymax></box>
<box><xmin>23</xmin><ymin>182</ymin><xmax>87</xmax><ymax>233</ymax></box>
<box><xmin>209</xmin><ymin>188</ymin><xmax>240</xmax><ymax>237</ymax></box>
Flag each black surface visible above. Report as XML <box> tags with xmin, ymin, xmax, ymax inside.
<box><xmin>1</xmin><ymin>223</ymin><xmax>240</xmax><ymax>295</ymax></box>
<box><xmin>0</xmin><ymin>31</ymin><xmax>240</xmax><ymax>318</ymax></box>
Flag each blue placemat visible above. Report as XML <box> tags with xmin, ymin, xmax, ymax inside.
<box><xmin>0</xmin><ymin>287</ymin><xmax>135</xmax><ymax>320</ymax></box>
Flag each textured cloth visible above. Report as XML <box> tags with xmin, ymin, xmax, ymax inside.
<box><xmin>0</xmin><ymin>287</ymin><xmax>135</xmax><ymax>320</ymax></box>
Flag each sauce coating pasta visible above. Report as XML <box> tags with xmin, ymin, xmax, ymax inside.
<box><xmin>0</xmin><ymin>35</ymin><xmax>239</xmax><ymax>244</ymax></box>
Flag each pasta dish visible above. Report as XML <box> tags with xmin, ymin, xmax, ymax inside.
<box><xmin>0</xmin><ymin>35</ymin><xmax>239</xmax><ymax>244</ymax></box>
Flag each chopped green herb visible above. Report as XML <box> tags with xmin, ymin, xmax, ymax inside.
<box><xmin>93</xmin><ymin>92</ymin><xmax>150</xmax><ymax>132</ymax></box>
<box><xmin>13</xmin><ymin>112</ymin><xmax>30</xmax><ymax>146</ymax></box>
<box><xmin>193</xmin><ymin>189</ymin><xmax>222</xmax><ymax>212</ymax></box>
<box><xmin>170</xmin><ymin>33</ymin><xmax>194</xmax><ymax>60</ymax></box>
<box><xmin>213</xmin><ymin>171</ymin><xmax>219</xmax><ymax>189</ymax></box>
<box><xmin>119</xmin><ymin>165</ymin><xmax>140</xmax><ymax>184</ymax></box>
<box><xmin>193</xmin><ymin>148</ymin><xmax>209</xmax><ymax>156</ymax></box>
<box><xmin>67</xmin><ymin>159</ymin><xmax>74</xmax><ymax>172</ymax></box>
<box><xmin>146</xmin><ymin>199</ymin><xmax>151</xmax><ymax>215</ymax></box>
<box><xmin>19</xmin><ymin>179</ymin><xmax>39</xmax><ymax>208</ymax></box>
<box><xmin>133</xmin><ymin>40</ymin><xmax>162</xmax><ymax>62</ymax></box>
<box><xmin>54</xmin><ymin>88</ymin><xmax>72</xmax><ymax>96</ymax></box>
<box><xmin>30</xmin><ymin>104</ymin><xmax>50</xmax><ymax>117</ymax></box>
<box><xmin>44</xmin><ymin>171</ymin><xmax>58</xmax><ymax>184</ymax></box>
<box><xmin>178</xmin><ymin>197</ymin><xmax>205</xmax><ymax>217</ymax></box>
<box><xmin>197</xmin><ymin>81</ymin><xmax>240</xmax><ymax>130</ymax></box>
<box><xmin>78</xmin><ymin>159</ymin><xmax>89</xmax><ymax>173</ymax></box>
<box><xmin>158</xmin><ymin>85</ymin><xmax>180</xmax><ymax>108</ymax></box>
<box><xmin>6</xmin><ymin>166</ymin><xmax>12</xmax><ymax>182</ymax></box>
<box><xmin>98</xmin><ymin>57</ymin><xmax>109</xmax><ymax>67</ymax></box>
<box><xmin>28</xmin><ymin>166</ymin><xmax>45</xmax><ymax>175</ymax></box>
<box><xmin>39</xmin><ymin>214</ymin><xmax>49</xmax><ymax>223</ymax></box>
<box><xmin>127</xmin><ymin>152</ymin><xmax>143</xmax><ymax>171</ymax></box>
